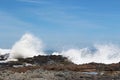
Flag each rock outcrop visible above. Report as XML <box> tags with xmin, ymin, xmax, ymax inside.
<box><xmin>0</xmin><ymin>55</ymin><xmax>120</xmax><ymax>80</ymax></box>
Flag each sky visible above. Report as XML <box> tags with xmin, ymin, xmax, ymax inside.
<box><xmin>0</xmin><ymin>0</ymin><xmax>120</xmax><ymax>50</ymax></box>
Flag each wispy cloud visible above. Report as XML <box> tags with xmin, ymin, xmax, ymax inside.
<box><xmin>0</xmin><ymin>11</ymin><xmax>33</xmax><ymax>35</ymax></box>
<box><xmin>56</xmin><ymin>6</ymin><xmax>86</xmax><ymax>10</ymax></box>
<box><xmin>79</xmin><ymin>11</ymin><xmax>120</xmax><ymax>17</ymax></box>
<box><xmin>30</xmin><ymin>7</ymin><xmax>103</xmax><ymax>29</ymax></box>
<box><xmin>17</xmin><ymin>0</ymin><xmax>103</xmax><ymax>29</ymax></box>
<box><xmin>0</xmin><ymin>11</ymin><xmax>32</xmax><ymax>48</ymax></box>
<box><xmin>17</xmin><ymin>0</ymin><xmax>51</xmax><ymax>4</ymax></box>
<box><xmin>15</xmin><ymin>0</ymin><xmax>106</xmax><ymax>29</ymax></box>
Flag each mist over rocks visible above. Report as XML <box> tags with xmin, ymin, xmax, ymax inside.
<box><xmin>0</xmin><ymin>53</ymin><xmax>9</xmax><ymax>60</ymax></box>
<box><xmin>0</xmin><ymin>33</ymin><xmax>120</xmax><ymax>65</ymax></box>
<box><xmin>0</xmin><ymin>52</ymin><xmax>120</xmax><ymax>80</ymax></box>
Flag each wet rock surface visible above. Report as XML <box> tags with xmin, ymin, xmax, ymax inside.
<box><xmin>0</xmin><ymin>55</ymin><xmax>120</xmax><ymax>80</ymax></box>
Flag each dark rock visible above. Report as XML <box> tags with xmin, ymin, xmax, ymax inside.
<box><xmin>17</xmin><ymin>55</ymin><xmax>71</xmax><ymax>65</ymax></box>
<box><xmin>0</xmin><ymin>53</ymin><xmax>9</xmax><ymax>60</ymax></box>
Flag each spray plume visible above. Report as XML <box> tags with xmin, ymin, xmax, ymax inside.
<box><xmin>0</xmin><ymin>33</ymin><xmax>120</xmax><ymax>64</ymax></box>
<box><xmin>9</xmin><ymin>33</ymin><xmax>45</xmax><ymax>59</ymax></box>
<box><xmin>53</xmin><ymin>44</ymin><xmax>120</xmax><ymax>64</ymax></box>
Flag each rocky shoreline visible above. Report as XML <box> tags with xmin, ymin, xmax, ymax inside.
<box><xmin>0</xmin><ymin>55</ymin><xmax>120</xmax><ymax>80</ymax></box>
<box><xmin>0</xmin><ymin>67</ymin><xmax>120</xmax><ymax>80</ymax></box>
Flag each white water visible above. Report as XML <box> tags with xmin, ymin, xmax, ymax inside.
<box><xmin>0</xmin><ymin>49</ymin><xmax>11</xmax><ymax>55</ymax></box>
<box><xmin>9</xmin><ymin>33</ymin><xmax>45</xmax><ymax>59</ymax></box>
<box><xmin>0</xmin><ymin>33</ymin><xmax>120</xmax><ymax>64</ymax></box>
<box><xmin>53</xmin><ymin>44</ymin><xmax>120</xmax><ymax>64</ymax></box>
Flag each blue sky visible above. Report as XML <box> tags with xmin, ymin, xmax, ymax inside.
<box><xmin>0</xmin><ymin>0</ymin><xmax>120</xmax><ymax>50</ymax></box>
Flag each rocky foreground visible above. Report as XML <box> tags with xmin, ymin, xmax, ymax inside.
<box><xmin>0</xmin><ymin>55</ymin><xmax>120</xmax><ymax>80</ymax></box>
